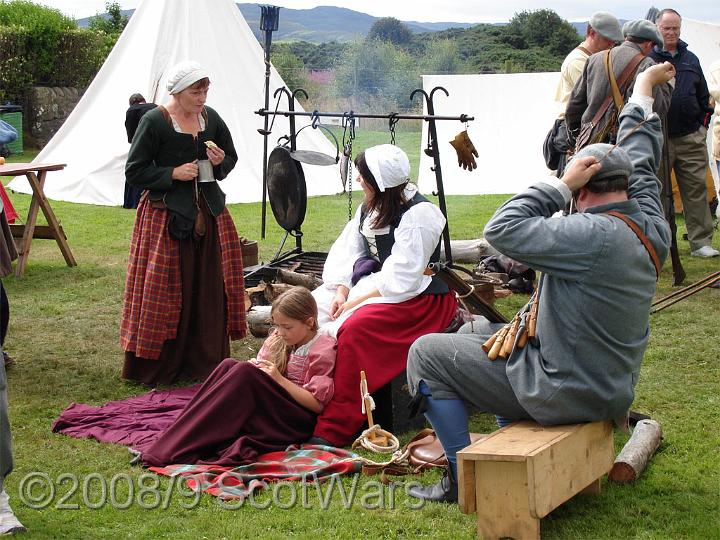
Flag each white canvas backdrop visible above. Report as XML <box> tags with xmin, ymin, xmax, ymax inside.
<box><xmin>418</xmin><ymin>18</ymin><xmax>720</xmax><ymax>196</ymax></box>
<box><xmin>9</xmin><ymin>0</ymin><xmax>340</xmax><ymax>205</ymax></box>
<box><xmin>418</xmin><ymin>72</ymin><xmax>560</xmax><ymax>196</ymax></box>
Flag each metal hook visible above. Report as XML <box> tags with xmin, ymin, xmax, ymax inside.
<box><xmin>311</xmin><ymin>110</ymin><xmax>320</xmax><ymax>129</ymax></box>
<box><xmin>429</xmin><ymin>86</ymin><xmax>450</xmax><ymax>101</ymax></box>
<box><xmin>410</xmin><ymin>88</ymin><xmax>430</xmax><ymax>106</ymax></box>
<box><xmin>258</xmin><ymin>90</ymin><xmax>285</xmax><ymax>136</ymax></box>
<box><xmin>291</xmin><ymin>88</ymin><xmax>309</xmax><ymax>101</ymax></box>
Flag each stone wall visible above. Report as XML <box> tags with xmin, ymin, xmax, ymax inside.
<box><xmin>27</xmin><ymin>87</ymin><xmax>84</xmax><ymax>147</ymax></box>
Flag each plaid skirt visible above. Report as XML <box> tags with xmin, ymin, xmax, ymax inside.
<box><xmin>120</xmin><ymin>197</ymin><xmax>246</xmax><ymax>364</ymax></box>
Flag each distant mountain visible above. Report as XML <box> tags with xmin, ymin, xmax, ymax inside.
<box><xmin>76</xmin><ymin>8</ymin><xmax>134</xmax><ymax>26</ymax></box>
<box><xmin>77</xmin><ymin>3</ymin><xmax>478</xmax><ymax>43</ymax></box>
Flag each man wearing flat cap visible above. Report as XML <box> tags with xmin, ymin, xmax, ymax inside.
<box><xmin>555</xmin><ymin>11</ymin><xmax>623</xmax><ymax>112</ymax></box>
<box><xmin>566</xmin><ymin>19</ymin><xmax>671</xmax><ymax>151</ymax></box>
<box><xmin>408</xmin><ymin>64</ymin><xmax>674</xmax><ymax>503</ymax></box>
<box><xmin>550</xmin><ymin>11</ymin><xmax>622</xmax><ymax>175</ymax></box>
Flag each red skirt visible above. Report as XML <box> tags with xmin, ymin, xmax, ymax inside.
<box><xmin>313</xmin><ymin>292</ymin><xmax>458</xmax><ymax>445</ymax></box>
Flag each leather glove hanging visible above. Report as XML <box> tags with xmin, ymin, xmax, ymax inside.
<box><xmin>449</xmin><ymin>130</ymin><xmax>479</xmax><ymax>171</ymax></box>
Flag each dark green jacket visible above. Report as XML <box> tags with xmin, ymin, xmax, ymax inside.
<box><xmin>125</xmin><ymin>105</ymin><xmax>237</xmax><ymax>219</ymax></box>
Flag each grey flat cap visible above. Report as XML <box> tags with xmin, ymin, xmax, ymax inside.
<box><xmin>623</xmin><ymin>19</ymin><xmax>664</xmax><ymax>47</ymax></box>
<box><xmin>574</xmin><ymin>143</ymin><xmax>633</xmax><ymax>182</ymax></box>
<box><xmin>590</xmin><ymin>11</ymin><xmax>623</xmax><ymax>42</ymax></box>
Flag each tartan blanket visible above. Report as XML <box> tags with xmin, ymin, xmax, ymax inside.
<box><xmin>149</xmin><ymin>445</ymin><xmax>362</xmax><ymax>500</ymax></box>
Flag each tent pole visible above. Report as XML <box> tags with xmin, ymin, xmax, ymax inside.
<box><xmin>259</xmin><ymin>6</ymin><xmax>280</xmax><ymax>239</ymax></box>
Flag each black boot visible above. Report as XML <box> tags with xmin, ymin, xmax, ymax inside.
<box><xmin>407</xmin><ymin>471</ymin><xmax>458</xmax><ymax>503</ymax></box>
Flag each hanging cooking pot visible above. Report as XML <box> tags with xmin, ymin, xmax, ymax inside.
<box><xmin>290</xmin><ymin>123</ymin><xmax>340</xmax><ymax>166</ymax></box>
<box><xmin>267</xmin><ymin>138</ymin><xmax>307</xmax><ymax>232</ymax></box>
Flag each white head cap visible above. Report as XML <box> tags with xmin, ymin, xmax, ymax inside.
<box><xmin>363</xmin><ymin>144</ymin><xmax>410</xmax><ymax>192</ymax></box>
<box><xmin>166</xmin><ymin>61</ymin><xmax>210</xmax><ymax>95</ymax></box>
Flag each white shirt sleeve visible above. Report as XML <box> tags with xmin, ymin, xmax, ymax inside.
<box><xmin>370</xmin><ymin>202</ymin><xmax>446</xmax><ymax>297</ymax></box>
<box><xmin>628</xmin><ymin>94</ymin><xmax>655</xmax><ymax>119</ymax></box>
<box><xmin>321</xmin><ymin>206</ymin><xmax>365</xmax><ymax>290</ymax></box>
<box><xmin>539</xmin><ymin>176</ymin><xmax>572</xmax><ymax>204</ymax></box>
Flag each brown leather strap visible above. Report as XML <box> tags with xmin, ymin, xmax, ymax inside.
<box><xmin>605</xmin><ymin>211</ymin><xmax>662</xmax><ymax>279</ymax></box>
<box><xmin>576</xmin><ymin>45</ymin><xmax>592</xmax><ymax>56</ymax></box>
<box><xmin>605</xmin><ymin>50</ymin><xmax>624</xmax><ymax>111</ymax></box>
<box><xmin>591</xmin><ymin>52</ymin><xmax>646</xmax><ymax>126</ymax></box>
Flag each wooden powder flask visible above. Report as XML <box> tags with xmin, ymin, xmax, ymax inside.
<box><xmin>526</xmin><ymin>292</ymin><xmax>539</xmax><ymax>338</ymax></box>
<box><xmin>502</xmin><ymin>315</ymin><xmax>522</xmax><ymax>357</ymax></box>
<box><xmin>483</xmin><ymin>286</ymin><xmax>539</xmax><ymax>361</ymax></box>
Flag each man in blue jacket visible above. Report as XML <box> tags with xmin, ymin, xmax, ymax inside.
<box><xmin>650</xmin><ymin>8</ymin><xmax>717</xmax><ymax>258</ymax></box>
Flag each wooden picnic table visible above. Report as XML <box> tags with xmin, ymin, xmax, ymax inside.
<box><xmin>0</xmin><ymin>162</ymin><xmax>77</xmax><ymax>277</ymax></box>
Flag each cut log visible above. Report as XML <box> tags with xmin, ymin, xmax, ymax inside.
<box><xmin>246</xmin><ymin>284</ymin><xmax>268</xmax><ymax>307</ymax></box>
<box><xmin>609</xmin><ymin>419</ymin><xmax>663</xmax><ymax>484</ymax></box>
<box><xmin>247</xmin><ymin>305</ymin><xmax>273</xmax><ymax>338</ymax></box>
<box><xmin>263</xmin><ymin>282</ymin><xmax>293</xmax><ymax>304</ymax></box>
<box><xmin>441</xmin><ymin>239</ymin><xmax>498</xmax><ymax>264</ymax></box>
<box><xmin>276</xmin><ymin>268</ymin><xmax>322</xmax><ymax>290</ymax></box>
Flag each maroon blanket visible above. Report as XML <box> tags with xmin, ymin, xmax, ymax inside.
<box><xmin>53</xmin><ymin>361</ymin><xmax>318</xmax><ymax>466</ymax></box>
<box><xmin>52</xmin><ymin>386</ymin><xmax>199</xmax><ymax>449</ymax></box>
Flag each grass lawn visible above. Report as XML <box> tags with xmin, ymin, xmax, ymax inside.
<box><xmin>1</xmin><ymin>140</ymin><xmax>719</xmax><ymax>539</ymax></box>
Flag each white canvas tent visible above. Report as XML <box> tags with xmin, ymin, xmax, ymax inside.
<box><xmin>9</xmin><ymin>0</ymin><xmax>340</xmax><ymax>204</ymax></box>
<box><xmin>418</xmin><ymin>18</ymin><xmax>720</xmax><ymax>197</ymax></box>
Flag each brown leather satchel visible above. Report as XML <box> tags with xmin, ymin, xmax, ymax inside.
<box><xmin>575</xmin><ymin>51</ymin><xmax>645</xmax><ymax>152</ymax></box>
<box><xmin>361</xmin><ymin>428</ymin><xmax>487</xmax><ymax>482</ymax></box>
<box><xmin>408</xmin><ymin>428</ymin><xmax>487</xmax><ymax>469</ymax></box>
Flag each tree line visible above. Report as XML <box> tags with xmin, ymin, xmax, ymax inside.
<box><xmin>271</xmin><ymin>10</ymin><xmax>579</xmax><ymax>111</ymax></box>
<box><xmin>0</xmin><ymin>0</ymin><xmax>127</xmax><ymax>103</ymax></box>
<box><xmin>1</xmin><ymin>2</ymin><xmax>578</xmax><ymax>114</ymax></box>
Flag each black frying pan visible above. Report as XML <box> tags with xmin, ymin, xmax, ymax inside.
<box><xmin>267</xmin><ymin>145</ymin><xmax>307</xmax><ymax>231</ymax></box>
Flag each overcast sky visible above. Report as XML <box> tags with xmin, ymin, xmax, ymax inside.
<box><xmin>34</xmin><ymin>0</ymin><xmax>720</xmax><ymax>24</ymax></box>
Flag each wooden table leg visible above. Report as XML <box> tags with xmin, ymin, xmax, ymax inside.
<box><xmin>14</xmin><ymin>172</ymin><xmax>43</xmax><ymax>277</ymax></box>
<box><xmin>25</xmin><ymin>170</ymin><xmax>77</xmax><ymax>268</ymax></box>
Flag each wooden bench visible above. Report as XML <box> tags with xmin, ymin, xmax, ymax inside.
<box><xmin>457</xmin><ymin>420</ymin><xmax>614</xmax><ymax>540</ymax></box>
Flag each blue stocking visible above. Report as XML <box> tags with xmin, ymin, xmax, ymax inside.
<box><xmin>418</xmin><ymin>381</ymin><xmax>470</xmax><ymax>480</ymax></box>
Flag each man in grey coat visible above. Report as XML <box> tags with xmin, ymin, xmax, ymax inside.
<box><xmin>566</xmin><ymin>19</ymin><xmax>671</xmax><ymax>149</ymax></box>
<box><xmin>407</xmin><ymin>63</ymin><xmax>674</xmax><ymax>503</ymax></box>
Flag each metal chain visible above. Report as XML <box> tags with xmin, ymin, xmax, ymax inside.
<box><xmin>343</xmin><ymin>114</ymin><xmax>356</xmax><ymax>222</ymax></box>
<box><xmin>348</xmin><ymin>158</ymin><xmax>353</xmax><ymax>222</ymax></box>
<box><xmin>389</xmin><ymin>114</ymin><xmax>399</xmax><ymax>145</ymax></box>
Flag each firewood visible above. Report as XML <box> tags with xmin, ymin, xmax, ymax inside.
<box><xmin>247</xmin><ymin>305</ymin><xmax>272</xmax><ymax>337</ymax></box>
<box><xmin>441</xmin><ymin>238</ymin><xmax>499</xmax><ymax>264</ymax></box>
<box><xmin>246</xmin><ymin>284</ymin><xmax>267</xmax><ymax>307</ymax></box>
<box><xmin>276</xmin><ymin>268</ymin><xmax>322</xmax><ymax>290</ymax></box>
<box><xmin>609</xmin><ymin>419</ymin><xmax>663</xmax><ymax>483</ymax></box>
<box><xmin>263</xmin><ymin>282</ymin><xmax>293</xmax><ymax>303</ymax></box>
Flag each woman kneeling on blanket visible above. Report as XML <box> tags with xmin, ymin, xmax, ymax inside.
<box><xmin>310</xmin><ymin>144</ymin><xmax>458</xmax><ymax>447</ymax></box>
<box><xmin>139</xmin><ymin>287</ymin><xmax>336</xmax><ymax>466</ymax></box>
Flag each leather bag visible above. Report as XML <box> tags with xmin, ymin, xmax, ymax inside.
<box><xmin>574</xmin><ymin>51</ymin><xmax>645</xmax><ymax>152</ymax></box>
